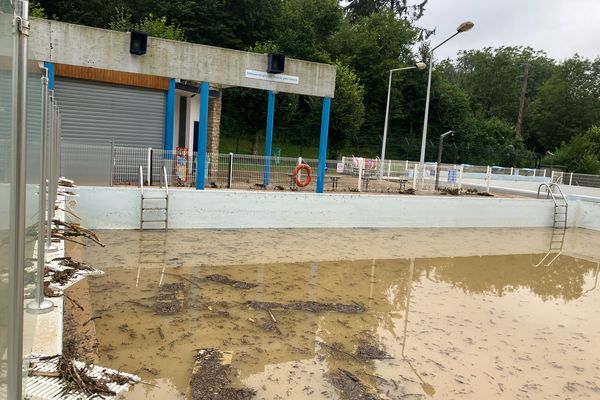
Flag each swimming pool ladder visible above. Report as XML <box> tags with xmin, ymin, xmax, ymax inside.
<box><xmin>139</xmin><ymin>165</ymin><xmax>169</xmax><ymax>230</ymax></box>
<box><xmin>536</xmin><ymin>183</ymin><xmax>568</xmax><ymax>266</ymax></box>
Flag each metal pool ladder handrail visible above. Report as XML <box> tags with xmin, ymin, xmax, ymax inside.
<box><xmin>139</xmin><ymin>165</ymin><xmax>144</xmax><ymax>196</ymax></box>
<box><xmin>537</xmin><ymin>182</ymin><xmax>567</xmax><ymax>206</ymax></box>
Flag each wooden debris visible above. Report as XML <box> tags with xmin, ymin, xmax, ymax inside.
<box><xmin>52</xmin><ymin>219</ymin><xmax>105</xmax><ymax>247</ymax></box>
<box><xmin>154</xmin><ymin>282</ymin><xmax>185</xmax><ymax>314</ymax></box>
<box><xmin>328</xmin><ymin>368</ymin><xmax>379</xmax><ymax>400</ymax></box>
<box><xmin>189</xmin><ymin>349</ymin><xmax>255</xmax><ymax>400</ymax></box>
<box><xmin>248</xmin><ymin>300</ymin><xmax>365</xmax><ymax>314</ymax></box>
<box><xmin>206</xmin><ymin>274</ymin><xmax>258</xmax><ymax>289</ymax></box>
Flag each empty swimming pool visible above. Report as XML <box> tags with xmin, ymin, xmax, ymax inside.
<box><xmin>65</xmin><ymin>228</ymin><xmax>600</xmax><ymax>399</ymax></box>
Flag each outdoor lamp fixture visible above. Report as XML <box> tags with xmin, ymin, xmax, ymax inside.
<box><xmin>417</xmin><ymin>21</ymin><xmax>474</xmax><ymax>188</ymax></box>
<box><xmin>434</xmin><ymin>130</ymin><xmax>454</xmax><ymax>190</ymax></box>
<box><xmin>379</xmin><ymin>62</ymin><xmax>427</xmax><ymax>178</ymax></box>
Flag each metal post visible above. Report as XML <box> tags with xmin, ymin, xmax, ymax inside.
<box><xmin>418</xmin><ymin>52</ymin><xmax>435</xmax><ymax>187</ymax></box>
<box><xmin>195</xmin><ymin>81</ymin><xmax>209</xmax><ymax>190</ymax></box>
<box><xmin>164</xmin><ymin>78</ymin><xmax>176</xmax><ymax>153</ymax></box>
<box><xmin>387</xmin><ymin>159</ymin><xmax>391</xmax><ymax>178</ymax></box>
<box><xmin>263</xmin><ymin>90</ymin><xmax>275</xmax><ymax>186</ymax></box>
<box><xmin>510</xmin><ymin>167</ymin><xmax>514</xmax><ymax>175</ymax></box>
<box><xmin>317</xmin><ymin>97</ymin><xmax>331</xmax><ymax>193</ymax></box>
<box><xmin>569</xmin><ymin>172</ymin><xmax>573</xmax><ymax>186</ymax></box>
<box><xmin>458</xmin><ymin>164</ymin><xmax>464</xmax><ymax>190</ymax></box>
<box><xmin>412</xmin><ymin>163</ymin><xmax>418</xmax><ymax>188</ymax></box>
<box><xmin>227</xmin><ymin>152</ymin><xmax>233</xmax><ymax>189</ymax></box>
<box><xmin>486</xmin><ymin>166</ymin><xmax>491</xmax><ymax>194</ymax></box>
<box><xmin>8</xmin><ymin>1</ymin><xmax>29</xmax><ymax>396</ymax></box>
<box><xmin>357</xmin><ymin>158</ymin><xmax>364</xmax><ymax>192</ymax></box>
<box><xmin>146</xmin><ymin>147</ymin><xmax>151</xmax><ymax>185</ymax></box>
<box><xmin>435</xmin><ymin>130</ymin><xmax>453</xmax><ymax>190</ymax></box>
<box><xmin>27</xmin><ymin>69</ymin><xmax>54</xmax><ymax>314</ymax></box>
<box><xmin>380</xmin><ymin>70</ymin><xmax>394</xmax><ymax>178</ymax></box>
<box><xmin>45</xmin><ymin>92</ymin><xmax>57</xmax><ymax>252</ymax></box>
<box><xmin>109</xmin><ymin>139</ymin><xmax>114</xmax><ymax>187</ymax></box>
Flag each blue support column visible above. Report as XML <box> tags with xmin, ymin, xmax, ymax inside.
<box><xmin>316</xmin><ymin>97</ymin><xmax>331</xmax><ymax>193</ymax></box>
<box><xmin>195</xmin><ymin>82</ymin><xmax>210</xmax><ymax>190</ymax></box>
<box><xmin>44</xmin><ymin>62</ymin><xmax>54</xmax><ymax>90</ymax></box>
<box><xmin>263</xmin><ymin>90</ymin><xmax>275</xmax><ymax>186</ymax></box>
<box><xmin>164</xmin><ymin>78</ymin><xmax>176</xmax><ymax>153</ymax></box>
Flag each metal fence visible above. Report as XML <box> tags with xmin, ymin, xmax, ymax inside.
<box><xmin>58</xmin><ymin>142</ymin><xmax>600</xmax><ymax>192</ymax></box>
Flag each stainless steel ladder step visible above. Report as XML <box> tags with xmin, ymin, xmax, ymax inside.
<box><xmin>139</xmin><ymin>165</ymin><xmax>169</xmax><ymax>231</ymax></box>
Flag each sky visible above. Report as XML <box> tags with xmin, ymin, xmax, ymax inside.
<box><xmin>416</xmin><ymin>0</ymin><xmax>600</xmax><ymax>61</ymax></box>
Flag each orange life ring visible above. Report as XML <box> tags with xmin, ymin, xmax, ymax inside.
<box><xmin>293</xmin><ymin>164</ymin><xmax>312</xmax><ymax>187</ymax></box>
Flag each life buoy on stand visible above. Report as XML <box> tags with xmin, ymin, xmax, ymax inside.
<box><xmin>293</xmin><ymin>163</ymin><xmax>312</xmax><ymax>187</ymax></box>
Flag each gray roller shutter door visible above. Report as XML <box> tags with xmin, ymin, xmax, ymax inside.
<box><xmin>54</xmin><ymin>77</ymin><xmax>165</xmax><ymax>148</ymax></box>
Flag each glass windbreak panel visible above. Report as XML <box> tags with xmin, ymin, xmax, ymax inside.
<box><xmin>0</xmin><ymin>0</ymin><xmax>14</xmax><ymax>397</ymax></box>
<box><xmin>23</xmin><ymin>68</ymin><xmax>43</xmax><ymax>365</ymax></box>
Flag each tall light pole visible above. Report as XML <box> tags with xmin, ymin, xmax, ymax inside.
<box><xmin>380</xmin><ymin>62</ymin><xmax>427</xmax><ymax>178</ymax></box>
<box><xmin>418</xmin><ymin>21</ymin><xmax>474</xmax><ymax>188</ymax></box>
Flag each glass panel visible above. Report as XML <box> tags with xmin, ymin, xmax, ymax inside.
<box><xmin>22</xmin><ymin>67</ymin><xmax>43</xmax><ymax>370</ymax></box>
<box><xmin>0</xmin><ymin>0</ymin><xmax>15</xmax><ymax>397</ymax></box>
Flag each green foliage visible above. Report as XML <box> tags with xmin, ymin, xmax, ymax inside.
<box><xmin>439</xmin><ymin>47</ymin><xmax>553</xmax><ymax>125</ymax></box>
<box><xmin>37</xmin><ymin>0</ymin><xmax>600</xmax><ymax>173</ymax></box>
<box><xmin>108</xmin><ymin>7</ymin><xmax>185</xmax><ymax>41</ymax></box>
<box><xmin>551</xmin><ymin>126</ymin><xmax>600</xmax><ymax>174</ymax></box>
<box><xmin>135</xmin><ymin>14</ymin><xmax>185</xmax><ymax>41</ymax></box>
<box><xmin>330</xmin><ymin>10</ymin><xmax>418</xmax><ymax>153</ymax></box>
<box><xmin>30</xmin><ymin>1</ymin><xmax>46</xmax><ymax>18</ymax></box>
<box><xmin>276</xmin><ymin>0</ymin><xmax>343</xmax><ymax>62</ymax></box>
<box><xmin>310</xmin><ymin>62</ymin><xmax>365</xmax><ymax>158</ymax></box>
<box><xmin>526</xmin><ymin>56</ymin><xmax>600</xmax><ymax>150</ymax></box>
<box><xmin>38</xmin><ymin>0</ymin><xmax>120</xmax><ymax>27</ymax></box>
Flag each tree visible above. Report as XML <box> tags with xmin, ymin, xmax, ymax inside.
<box><xmin>308</xmin><ymin>62</ymin><xmax>365</xmax><ymax>158</ymax></box>
<box><xmin>38</xmin><ymin>0</ymin><xmax>119</xmax><ymax>27</ymax></box>
<box><xmin>108</xmin><ymin>7</ymin><xmax>185</xmax><ymax>41</ymax></box>
<box><xmin>275</xmin><ymin>0</ymin><xmax>344</xmax><ymax>62</ymax></box>
<box><xmin>526</xmin><ymin>56</ymin><xmax>600</xmax><ymax>151</ymax></box>
<box><xmin>550</xmin><ymin>126</ymin><xmax>600</xmax><ymax>174</ymax></box>
<box><xmin>439</xmin><ymin>47</ymin><xmax>554</xmax><ymax>129</ymax></box>
<box><xmin>344</xmin><ymin>0</ymin><xmax>429</xmax><ymax>21</ymax></box>
<box><xmin>330</xmin><ymin>11</ymin><xmax>418</xmax><ymax>154</ymax></box>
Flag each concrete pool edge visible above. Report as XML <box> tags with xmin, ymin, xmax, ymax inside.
<box><xmin>65</xmin><ymin>186</ymin><xmax>598</xmax><ymax>231</ymax></box>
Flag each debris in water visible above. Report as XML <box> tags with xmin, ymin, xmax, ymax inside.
<box><xmin>328</xmin><ymin>368</ymin><xmax>379</xmax><ymax>400</ymax></box>
<box><xmin>189</xmin><ymin>348</ymin><xmax>255</xmax><ymax>400</ymax></box>
<box><xmin>248</xmin><ymin>300</ymin><xmax>366</xmax><ymax>313</ymax></box>
<box><xmin>355</xmin><ymin>343</ymin><xmax>392</xmax><ymax>360</ymax></box>
<box><xmin>206</xmin><ymin>274</ymin><xmax>258</xmax><ymax>289</ymax></box>
<box><xmin>154</xmin><ymin>282</ymin><xmax>185</xmax><ymax>314</ymax></box>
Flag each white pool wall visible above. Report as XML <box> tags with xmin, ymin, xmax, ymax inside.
<box><xmin>66</xmin><ymin>186</ymin><xmax>594</xmax><ymax>230</ymax></box>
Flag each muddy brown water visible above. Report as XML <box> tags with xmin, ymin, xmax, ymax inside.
<box><xmin>68</xmin><ymin>228</ymin><xmax>600</xmax><ymax>399</ymax></box>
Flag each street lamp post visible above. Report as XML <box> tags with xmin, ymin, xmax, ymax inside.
<box><xmin>380</xmin><ymin>62</ymin><xmax>427</xmax><ymax>178</ymax></box>
<box><xmin>418</xmin><ymin>21</ymin><xmax>474</xmax><ymax>189</ymax></box>
<box><xmin>434</xmin><ymin>130</ymin><xmax>454</xmax><ymax>190</ymax></box>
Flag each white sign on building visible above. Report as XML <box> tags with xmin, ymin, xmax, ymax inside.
<box><xmin>245</xmin><ymin>70</ymin><xmax>300</xmax><ymax>85</ymax></box>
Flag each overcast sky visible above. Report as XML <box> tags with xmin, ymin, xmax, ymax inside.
<box><xmin>417</xmin><ymin>0</ymin><xmax>600</xmax><ymax>61</ymax></box>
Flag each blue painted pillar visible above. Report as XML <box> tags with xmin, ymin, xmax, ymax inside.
<box><xmin>164</xmin><ymin>78</ymin><xmax>176</xmax><ymax>153</ymax></box>
<box><xmin>316</xmin><ymin>97</ymin><xmax>331</xmax><ymax>193</ymax></box>
<box><xmin>195</xmin><ymin>82</ymin><xmax>210</xmax><ymax>190</ymax></box>
<box><xmin>263</xmin><ymin>90</ymin><xmax>275</xmax><ymax>186</ymax></box>
<box><xmin>44</xmin><ymin>62</ymin><xmax>54</xmax><ymax>90</ymax></box>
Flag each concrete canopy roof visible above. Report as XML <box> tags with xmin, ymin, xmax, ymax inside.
<box><xmin>28</xmin><ymin>18</ymin><xmax>336</xmax><ymax>98</ymax></box>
